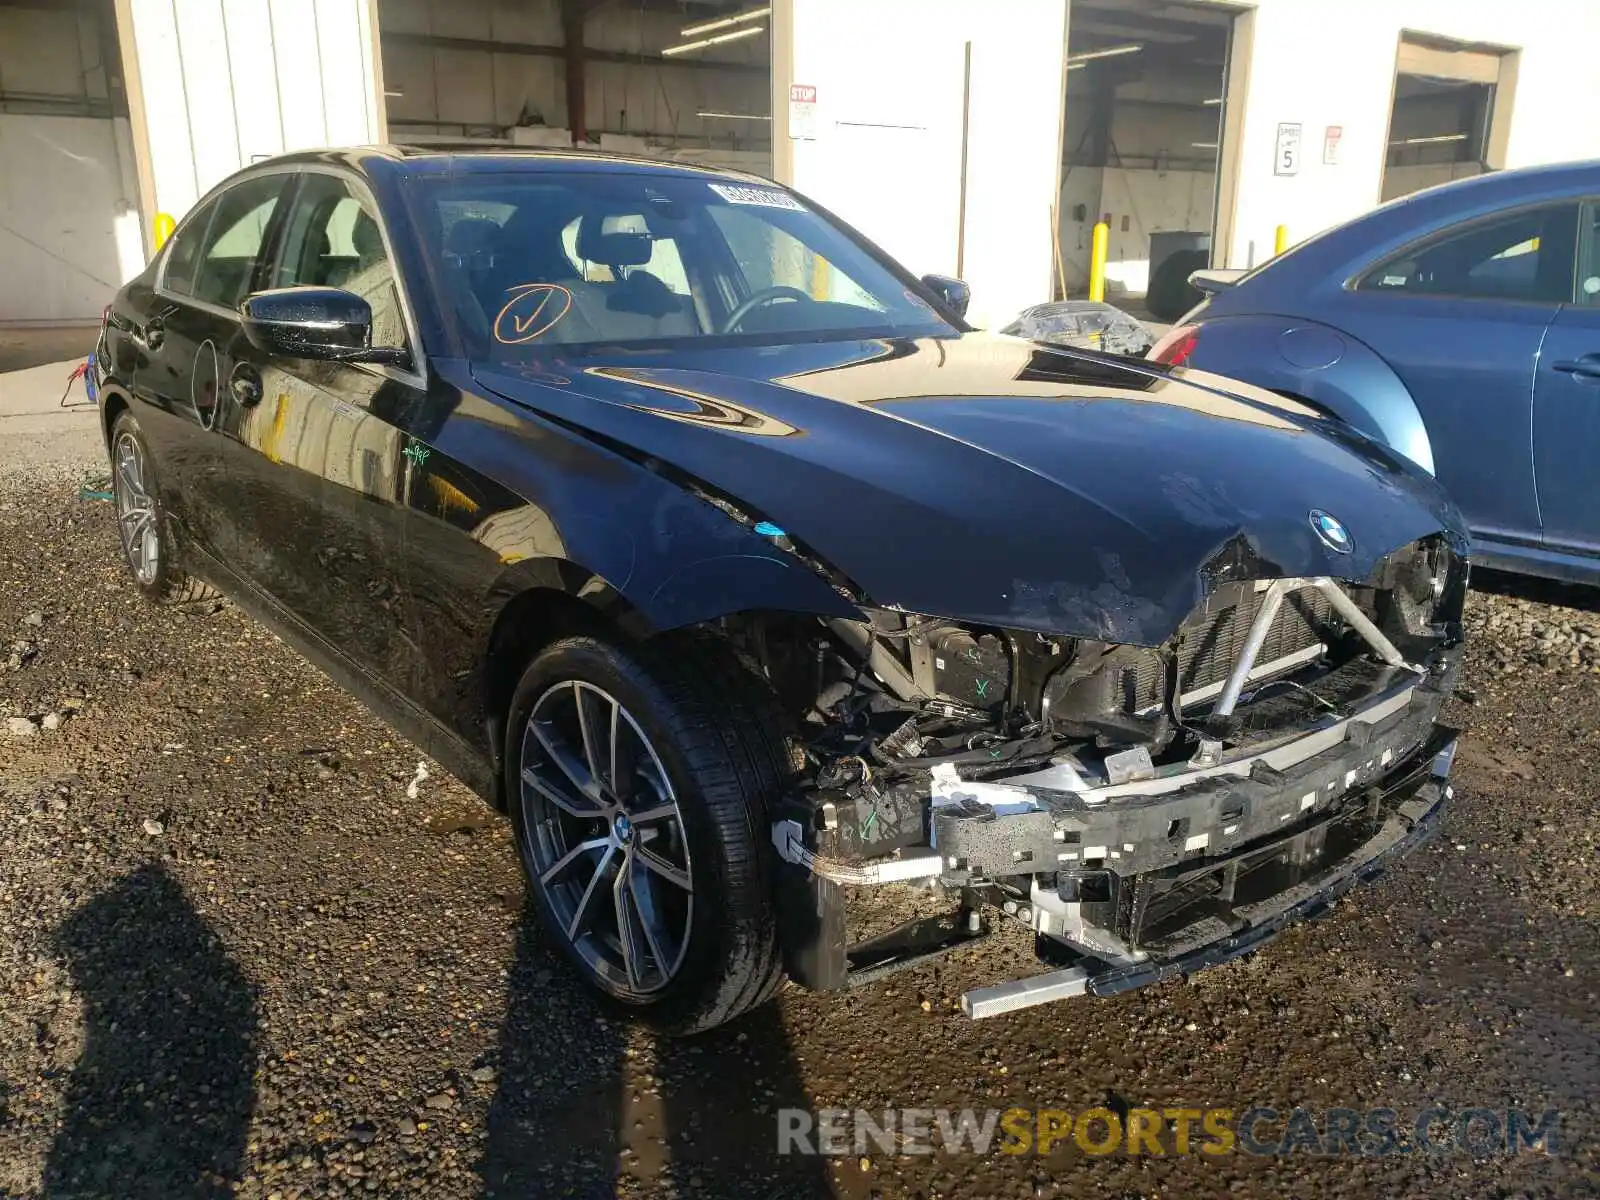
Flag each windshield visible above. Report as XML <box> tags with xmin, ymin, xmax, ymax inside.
<box><xmin>402</xmin><ymin>168</ymin><xmax>953</xmax><ymax>359</ymax></box>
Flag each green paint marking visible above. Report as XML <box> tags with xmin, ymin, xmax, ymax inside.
<box><xmin>403</xmin><ymin>441</ymin><xmax>432</xmax><ymax>467</ymax></box>
<box><xmin>975</xmin><ymin>678</ymin><xmax>990</xmax><ymax>699</ymax></box>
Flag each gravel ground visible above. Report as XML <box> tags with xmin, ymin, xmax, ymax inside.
<box><xmin>1</xmin><ymin>459</ymin><xmax>1596</xmax><ymax>1199</ymax></box>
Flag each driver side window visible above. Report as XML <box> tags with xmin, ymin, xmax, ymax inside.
<box><xmin>275</xmin><ymin>173</ymin><xmax>408</xmax><ymax>351</ymax></box>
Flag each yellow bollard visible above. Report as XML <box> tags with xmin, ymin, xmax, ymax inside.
<box><xmin>1088</xmin><ymin>221</ymin><xmax>1109</xmax><ymax>303</ymax></box>
<box><xmin>1274</xmin><ymin>224</ymin><xmax>1288</xmax><ymax>256</ymax></box>
<box><xmin>152</xmin><ymin>212</ymin><xmax>176</xmax><ymax>250</ymax></box>
<box><xmin>810</xmin><ymin>254</ymin><xmax>831</xmax><ymax>301</ymax></box>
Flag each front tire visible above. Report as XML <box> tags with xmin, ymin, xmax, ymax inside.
<box><xmin>108</xmin><ymin>411</ymin><xmax>219</xmax><ymax>605</ymax></box>
<box><xmin>505</xmin><ymin>634</ymin><xmax>790</xmax><ymax>1035</ymax></box>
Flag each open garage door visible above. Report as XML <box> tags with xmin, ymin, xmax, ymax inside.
<box><xmin>377</xmin><ymin>0</ymin><xmax>772</xmax><ymax>176</ymax></box>
<box><xmin>0</xmin><ymin>0</ymin><xmax>142</xmax><ymax>324</ymax></box>
<box><xmin>1056</xmin><ymin>0</ymin><xmax>1234</xmax><ymax>322</ymax></box>
<box><xmin>1380</xmin><ymin>33</ymin><xmax>1518</xmax><ymax>203</ymax></box>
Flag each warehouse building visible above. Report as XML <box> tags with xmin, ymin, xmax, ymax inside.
<box><xmin>2</xmin><ymin>0</ymin><xmax>1597</xmax><ymax>329</ymax></box>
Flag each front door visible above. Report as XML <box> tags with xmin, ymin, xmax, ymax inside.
<box><xmin>1532</xmin><ymin>199</ymin><xmax>1600</xmax><ymax>556</ymax></box>
<box><xmin>226</xmin><ymin>169</ymin><xmax>424</xmax><ymax>691</ymax></box>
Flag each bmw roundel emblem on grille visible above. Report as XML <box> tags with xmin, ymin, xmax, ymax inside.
<box><xmin>1309</xmin><ymin>509</ymin><xmax>1353</xmax><ymax>553</ymax></box>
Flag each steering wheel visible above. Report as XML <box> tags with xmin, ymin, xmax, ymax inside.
<box><xmin>721</xmin><ymin>284</ymin><xmax>813</xmax><ymax>333</ymax></box>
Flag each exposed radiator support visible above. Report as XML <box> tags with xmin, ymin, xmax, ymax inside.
<box><xmin>1212</xmin><ymin>577</ymin><xmax>1414</xmax><ymax>718</ymax></box>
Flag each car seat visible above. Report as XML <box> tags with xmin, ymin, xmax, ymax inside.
<box><xmin>565</xmin><ymin>212</ymin><xmax>696</xmax><ymax>339</ymax></box>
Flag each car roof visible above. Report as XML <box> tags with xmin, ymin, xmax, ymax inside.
<box><xmin>250</xmin><ymin>143</ymin><xmax>779</xmax><ymax>187</ymax></box>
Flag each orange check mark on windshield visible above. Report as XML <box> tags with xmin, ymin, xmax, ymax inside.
<box><xmin>494</xmin><ymin>283</ymin><xmax>574</xmax><ymax>344</ymax></box>
<box><xmin>511</xmin><ymin>291</ymin><xmax>552</xmax><ymax>334</ymax></box>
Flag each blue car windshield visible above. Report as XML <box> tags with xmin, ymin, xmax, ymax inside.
<box><xmin>402</xmin><ymin>168</ymin><xmax>954</xmax><ymax>358</ymax></box>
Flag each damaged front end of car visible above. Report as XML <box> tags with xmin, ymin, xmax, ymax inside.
<box><xmin>725</xmin><ymin>533</ymin><xmax>1467</xmax><ymax>1017</ymax></box>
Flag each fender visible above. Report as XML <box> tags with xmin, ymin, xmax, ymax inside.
<box><xmin>1174</xmin><ymin>314</ymin><xmax>1436</xmax><ymax>476</ymax></box>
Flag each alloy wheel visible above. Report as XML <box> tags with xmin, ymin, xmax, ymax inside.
<box><xmin>112</xmin><ymin>431</ymin><xmax>159</xmax><ymax>586</ymax></box>
<box><xmin>518</xmin><ymin>681</ymin><xmax>694</xmax><ymax>999</ymax></box>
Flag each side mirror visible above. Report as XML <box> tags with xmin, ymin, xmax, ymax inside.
<box><xmin>921</xmin><ymin>273</ymin><xmax>971</xmax><ymax>320</ymax></box>
<box><xmin>239</xmin><ymin>287</ymin><xmax>409</xmax><ymax>366</ymax></box>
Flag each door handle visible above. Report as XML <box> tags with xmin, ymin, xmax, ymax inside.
<box><xmin>229</xmin><ymin>363</ymin><xmax>263</xmax><ymax>407</ymax></box>
<box><xmin>1552</xmin><ymin>358</ymin><xmax>1600</xmax><ymax>381</ymax></box>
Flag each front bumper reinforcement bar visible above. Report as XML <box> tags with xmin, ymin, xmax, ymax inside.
<box><xmin>959</xmin><ymin>727</ymin><xmax>1457</xmax><ymax>1017</ymax></box>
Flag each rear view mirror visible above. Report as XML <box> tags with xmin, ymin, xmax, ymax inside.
<box><xmin>239</xmin><ymin>287</ymin><xmax>409</xmax><ymax>366</ymax></box>
<box><xmin>921</xmin><ymin>273</ymin><xmax>971</xmax><ymax>320</ymax></box>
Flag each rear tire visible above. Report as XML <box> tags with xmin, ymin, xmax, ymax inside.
<box><xmin>108</xmin><ymin>411</ymin><xmax>221</xmax><ymax>606</ymax></box>
<box><xmin>505</xmin><ymin>632</ymin><xmax>790</xmax><ymax>1035</ymax></box>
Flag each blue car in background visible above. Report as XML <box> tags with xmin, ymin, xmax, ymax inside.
<box><xmin>1149</xmin><ymin>161</ymin><xmax>1600</xmax><ymax>585</ymax></box>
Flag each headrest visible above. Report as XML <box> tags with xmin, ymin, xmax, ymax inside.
<box><xmin>576</xmin><ymin>214</ymin><xmax>654</xmax><ymax>268</ymax></box>
<box><xmin>351</xmin><ymin>212</ymin><xmax>385</xmax><ymax>264</ymax></box>
<box><xmin>444</xmin><ymin>216</ymin><xmax>503</xmax><ymax>261</ymax></box>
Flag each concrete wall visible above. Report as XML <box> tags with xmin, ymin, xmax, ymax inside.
<box><xmin>116</xmin><ymin>0</ymin><xmax>383</xmax><ymax>231</ymax></box>
<box><xmin>1380</xmin><ymin>161</ymin><xmax>1483</xmax><ymax>204</ymax></box>
<box><xmin>781</xmin><ymin>0</ymin><xmax>1068</xmax><ymax>329</ymax></box>
<box><xmin>378</xmin><ymin>0</ymin><xmax>769</xmax><ymax>160</ymax></box>
<box><xmin>1222</xmin><ymin>0</ymin><xmax>1600</xmax><ymax>267</ymax></box>
<box><xmin>1099</xmin><ymin>168</ymin><xmax>1214</xmax><ymax>296</ymax></box>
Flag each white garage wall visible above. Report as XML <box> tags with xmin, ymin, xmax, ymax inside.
<box><xmin>1222</xmin><ymin>0</ymin><xmax>1600</xmax><ymax>267</ymax></box>
<box><xmin>377</xmin><ymin>0</ymin><xmax>769</xmax><ymax>152</ymax></box>
<box><xmin>0</xmin><ymin>4</ymin><xmax>142</xmax><ymax>321</ymax></box>
<box><xmin>0</xmin><ymin>116</ymin><xmax>141</xmax><ymax>321</ymax></box>
<box><xmin>782</xmin><ymin>0</ymin><xmax>1069</xmax><ymax>329</ymax></box>
<box><xmin>117</xmin><ymin>0</ymin><xmax>383</xmax><ymax>228</ymax></box>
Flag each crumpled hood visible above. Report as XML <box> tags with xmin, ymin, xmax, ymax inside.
<box><xmin>473</xmin><ymin>333</ymin><xmax>1464</xmax><ymax>645</ymax></box>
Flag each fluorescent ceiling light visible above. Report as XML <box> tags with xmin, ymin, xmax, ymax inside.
<box><xmin>1066</xmin><ymin>43</ymin><xmax>1143</xmax><ymax>64</ymax></box>
<box><xmin>384</xmin><ymin>88</ymin><xmax>404</xmax><ymax>97</ymax></box>
<box><xmin>662</xmin><ymin>24</ymin><xmax>764</xmax><ymax>56</ymax></box>
<box><xmin>1203</xmin><ymin>97</ymin><xmax>1223</xmax><ymax>105</ymax></box>
<box><xmin>1191</xmin><ymin>141</ymin><xmax>1219</xmax><ymax>149</ymax></box>
<box><xmin>699</xmin><ymin>111</ymin><xmax>771</xmax><ymax>120</ymax></box>
<box><xmin>1390</xmin><ymin>132</ymin><xmax>1469</xmax><ymax>146</ymax></box>
<box><xmin>681</xmin><ymin>6</ymin><xmax>770</xmax><ymax>38</ymax></box>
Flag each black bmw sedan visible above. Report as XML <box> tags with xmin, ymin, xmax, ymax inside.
<box><xmin>95</xmin><ymin>146</ymin><xmax>1468</xmax><ymax>1033</ymax></box>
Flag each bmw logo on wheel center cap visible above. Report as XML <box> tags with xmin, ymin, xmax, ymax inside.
<box><xmin>1309</xmin><ymin>509</ymin><xmax>1353</xmax><ymax>554</ymax></box>
<box><xmin>613</xmin><ymin>813</ymin><xmax>633</xmax><ymax>843</ymax></box>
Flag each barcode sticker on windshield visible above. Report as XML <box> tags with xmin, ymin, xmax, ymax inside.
<box><xmin>710</xmin><ymin>183</ymin><xmax>806</xmax><ymax>211</ymax></box>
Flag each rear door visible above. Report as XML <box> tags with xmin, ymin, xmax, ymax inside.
<box><xmin>226</xmin><ymin>169</ymin><xmax>424</xmax><ymax>689</ymax></box>
<box><xmin>1332</xmin><ymin>203</ymin><xmax>1577</xmax><ymax>550</ymax></box>
<box><xmin>113</xmin><ymin>194</ymin><xmax>220</xmax><ymax>550</ymax></box>
<box><xmin>123</xmin><ymin>177</ymin><xmax>291</xmax><ymax>559</ymax></box>
<box><xmin>1531</xmin><ymin>199</ymin><xmax>1600</xmax><ymax>556</ymax></box>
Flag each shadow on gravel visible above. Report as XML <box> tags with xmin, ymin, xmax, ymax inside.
<box><xmin>41</xmin><ymin>863</ymin><xmax>259</xmax><ymax>1200</ymax></box>
<box><xmin>1473</xmin><ymin>568</ymin><xmax>1600</xmax><ymax>615</ymax></box>
<box><xmin>481</xmin><ymin>896</ymin><xmax>832</xmax><ymax>1199</ymax></box>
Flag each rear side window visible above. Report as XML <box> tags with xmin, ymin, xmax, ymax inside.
<box><xmin>161</xmin><ymin>197</ymin><xmax>219</xmax><ymax>296</ymax></box>
<box><xmin>1356</xmin><ymin>204</ymin><xmax>1579</xmax><ymax>303</ymax></box>
<box><xmin>191</xmin><ymin>176</ymin><xmax>290</xmax><ymax>309</ymax></box>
